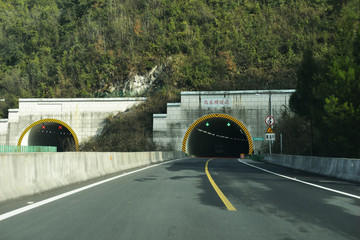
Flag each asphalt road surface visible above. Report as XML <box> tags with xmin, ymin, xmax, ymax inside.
<box><xmin>0</xmin><ymin>157</ymin><xmax>359</xmax><ymax>240</ymax></box>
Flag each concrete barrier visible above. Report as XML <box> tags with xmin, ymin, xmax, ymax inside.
<box><xmin>0</xmin><ymin>151</ymin><xmax>186</xmax><ymax>203</ymax></box>
<box><xmin>264</xmin><ymin>154</ymin><xmax>360</xmax><ymax>183</ymax></box>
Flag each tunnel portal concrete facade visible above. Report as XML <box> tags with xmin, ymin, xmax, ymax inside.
<box><xmin>0</xmin><ymin>98</ymin><xmax>146</xmax><ymax>148</ymax></box>
<box><xmin>153</xmin><ymin>90</ymin><xmax>295</xmax><ymax>154</ymax></box>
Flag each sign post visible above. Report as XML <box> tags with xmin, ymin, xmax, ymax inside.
<box><xmin>265</xmin><ymin>116</ymin><xmax>275</xmax><ymax>154</ymax></box>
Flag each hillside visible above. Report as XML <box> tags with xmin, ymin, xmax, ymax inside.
<box><xmin>0</xmin><ymin>0</ymin><xmax>359</xmax><ymax>156</ymax></box>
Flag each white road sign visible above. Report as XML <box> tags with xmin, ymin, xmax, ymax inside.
<box><xmin>265</xmin><ymin>133</ymin><xmax>275</xmax><ymax>141</ymax></box>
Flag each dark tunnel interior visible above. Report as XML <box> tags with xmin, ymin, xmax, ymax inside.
<box><xmin>186</xmin><ymin>117</ymin><xmax>250</xmax><ymax>158</ymax></box>
<box><xmin>28</xmin><ymin>122</ymin><xmax>75</xmax><ymax>152</ymax></box>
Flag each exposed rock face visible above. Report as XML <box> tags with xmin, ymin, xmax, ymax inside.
<box><xmin>123</xmin><ymin>65</ymin><xmax>165</xmax><ymax>96</ymax></box>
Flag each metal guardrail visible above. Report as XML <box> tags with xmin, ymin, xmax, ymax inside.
<box><xmin>0</xmin><ymin>145</ymin><xmax>57</xmax><ymax>153</ymax></box>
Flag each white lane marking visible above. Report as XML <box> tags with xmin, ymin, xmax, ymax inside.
<box><xmin>0</xmin><ymin>158</ymin><xmax>186</xmax><ymax>222</ymax></box>
<box><xmin>238</xmin><ymin>159</ymin><xmax>360</xmax><ymax>200</ymax></box>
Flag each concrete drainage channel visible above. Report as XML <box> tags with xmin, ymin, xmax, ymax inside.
<box><xmin>0</xmin><ymin>151</ymin><xmax>186</xmax><ymax>203</ymax></box>
<box><xmin>263</xmin><ymin>154</ymin><xmax>360</xmax><ymax>183</ymax></box>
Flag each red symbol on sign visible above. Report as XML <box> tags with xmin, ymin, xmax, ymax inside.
<box><xmin>59</xmin><ymin>125</ymin><xmax>62</xmax><ymax>130</ymax></box>
<box><xmin>42</xmin><ymin>125</ymin><xmax>45</xmax><ymax>130</ymax></box>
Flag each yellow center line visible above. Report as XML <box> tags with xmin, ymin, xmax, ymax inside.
<box><xmin>205</xmin><ymin>158</ymin><xmax>237</xmax><ymax>211</ymax></box>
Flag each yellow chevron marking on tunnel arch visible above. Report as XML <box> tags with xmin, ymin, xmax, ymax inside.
<box><xmin>182</xmin><ymin>113</ymin><xmax>253</xmax><ymax>154</ymax></box>
<box><xmin>17</xmin><ymin>118</ymin><xmax>79</xmax><ymax>151</ymax></box>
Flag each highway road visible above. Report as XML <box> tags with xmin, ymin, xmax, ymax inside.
<box><xmin>0</xmin><ymin>157</ymin><xmax>359</xmax><ymax>240</ymax></box>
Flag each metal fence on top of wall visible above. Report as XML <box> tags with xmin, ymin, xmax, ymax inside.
<box><xmin>0</xmin><ymin>145</ymin><xmax>57</xmax><ymax>153</ymax></box>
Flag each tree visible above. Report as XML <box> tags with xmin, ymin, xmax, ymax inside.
<box><xmin>321</xmin><ymin>26</ymin><xmax>360</xmax><ymax>157</ymax></box>
<box><xmin>289</xmin><ymin>49</ymin><xmax>324</xmax><ymax>155</ymax></box>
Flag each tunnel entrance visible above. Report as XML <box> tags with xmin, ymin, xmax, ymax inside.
<box><xmin>18</xmin><ymin>119</ymin><xmax>79</xmax><ymax>151</ymax></box>
<box><xmin>28</xmin><ymin>122</ymin><xmax>75</xmax><ymax>152</ymax></box>
<box><xmin>182</xmin><ymin>114</ymin><xmax>253</xmax><ymax>158</ymax></box>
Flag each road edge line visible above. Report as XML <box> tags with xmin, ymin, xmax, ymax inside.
<box><xmin>238</xmin><ymin>159</ymin><xmax>360</xmax><ymax>200</ymax></box>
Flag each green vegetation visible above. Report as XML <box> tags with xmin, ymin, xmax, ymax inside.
<box><xmin>0</xmin><ymin>0</ymin><xmax>359</xmax><ymax>156</ymax></box>
<box><xmin>273</xmin><ymin>5</ymin><xmax>360</xmax><ymax>158</ymax></box>
<box><xmin>286</xmin><ymin>10</ymin><xmax>360</xmax><ymax>158</ymax></box>
<box><xmin>80</xmin><ymin>92</ymin><xmax>179</xmax><ymax>151</ymax></box>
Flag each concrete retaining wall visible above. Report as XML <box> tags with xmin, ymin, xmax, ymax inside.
<box><xmin>264</xmin><ymin>154</ymin><xmax>360</xmax><ymax>183</ymax></box>
<box><xmin>0</xmin><ymin>151</ymin><xmax>186</xmax><ymax>203</ymax></box>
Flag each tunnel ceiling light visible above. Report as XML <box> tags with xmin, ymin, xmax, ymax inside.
<box><xmin>197</xmin><ymin>125</ymin><xmax>250</xmax><ymax>141</ymax></box>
